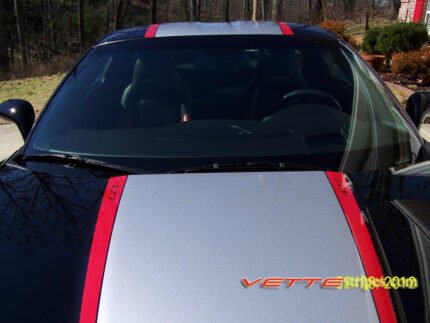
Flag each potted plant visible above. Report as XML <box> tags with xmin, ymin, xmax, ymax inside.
<box><xmin>362</xmin><ymin>23</ymin><xmax>429</xmax><ymax>72</ymax></box>
<box><xmin>375</xmin><ymin>22</ymin><xmax>429</xmax><ymax>68</ymax></box>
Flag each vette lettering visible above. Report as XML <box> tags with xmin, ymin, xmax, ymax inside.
<box><xmin>242</xmin><ymin>277</ymin><xmax>342</xmax><ymax>289</ymax></box>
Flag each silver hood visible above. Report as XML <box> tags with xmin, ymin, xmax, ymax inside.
<box><xmin>97</xmin><ymin>172</ymin><xmax>378</xmax><ymax>323</ymax></box>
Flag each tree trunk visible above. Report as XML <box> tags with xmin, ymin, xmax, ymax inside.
<box><xmin>105</xmin><ymin>3</ymin><xmax>110</xmax><ymax>34</ymax></box>
<box><xmin>311</xmin><ymin>0</ymin><xmax>323</xmax><ymax>22</ymax></box>
<box><xmin>224</xmin><ymin>0</ymin><xmax>230</xmax><ymax>22</ymax></box>
<box><xmin>151</xmin><ymin>0</ymin><xmax>157</xmax><ymax>23</ymax></box>
<box><xmin>196</xmin><ymin>0</ymin><xmax>201</xmax><ymax>20</ymax></box>
<box><xmin>190</xmin><ymin>0</ymin><xmax>196</xmax><ymax>21</ymax></box>
<box><xmin>272</xmin><ymin>0</ymin><xmax>282</xmax><ymax>21</ymax></box>
<box><xmin>119</xmin><ymin>0</ymin><xmax>131</xmax><ymax>26</ymax></box>
<box><xmin>181</xmin><ymin>0</ymin><xmax>190</xmax><ymax>21</ymax></box>
<box><xmin>252</xmin><ymin>0</ymin><xmax>258</xmax><ymax>21</ymax></box>
<box><xmin>261</xmin><ymin>0</ymin><xmax>267</xmax><ymax>20</ymax></box>
<box><xmin>364</xmin><ymin>12</ymin><xmax>369</xmax><ymax>30</ymax></box>
<box><xmin>24</xmin><ymin>0</ymin><xmax>29</xmax><ymax>64</ymax></box>
<box><xmin>78</xmin><ymin>0</ymin><xmax>84</xmax><ymax>47</ymax></box>
<box><xmin>165</xmin><ymin>0</ymin><xmax>170</xmax><ymax>22</ymax></box>
<box><xmin>342</xmin><ymin>0</ymin><xmax>356</xmax><ymax>17</ymax></box>
<box><xmin>113</xmin><ymin>0</ymin><xmax>123</xmax><ymax>31</ymax></box>
<box><xmin>389</xmin><ymin>0</ymin><xmax>400</xmax><ymax>20</ymax></box>
<box><xmin>10</xmin><ymin>35</ymin><xmax>14</xmax><ymax>68</ymax></box>
<box><xmin>0</xmin><ymin>0</ymin><xmax>9</xmax><ymax>74</ymax></box>
<box><xmin>47</xmin><ymin>0</ymin><xmax>56</xmax><ymax>53</ymax></box>
<box><xmin>13</xmin><ymin>0</ymin><xmax>27</xmax><ymax>69</ymax></box>
<box><xmin>242</xmin><ymin>0</ymin><xmax>250</xmax><ymax>20</ymax></box>
<box><xmin>112</xmin><ymin>0</ymin><xmax>130</xmax><ymax>31</ymax></box>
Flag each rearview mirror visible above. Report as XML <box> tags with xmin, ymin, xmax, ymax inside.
<box><xmin>0</xmin><ymin>99</ymin><xmax>35</xmax><ymax>140</ymax></box>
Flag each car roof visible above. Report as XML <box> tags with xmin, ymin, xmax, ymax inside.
<box><xmin>157</xmin><ymin>21</ymin><xmax>286</xmax><ymax>37</ymax></box>
<box><xmin>95</xmin><ymin>21</ymin><xmax>337</xmax><ymax>46</ymax></box>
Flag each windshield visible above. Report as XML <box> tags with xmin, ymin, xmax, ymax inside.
<box><xmin>25</xmin><ymin>35</ymin><xmax>421</xmax><ymax>172</ymax></box>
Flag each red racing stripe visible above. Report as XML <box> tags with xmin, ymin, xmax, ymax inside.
<box><xmin>325</xmin><ymin>172</ymin><xmax>396</xmax><ymax>323</ymax></box>
<box><xmin>80</xmin><ymin>176</ymin><xmax>128</xmax><ymax>323</ymax></box>
<box><xmin>145</xmin><ymin>24</ymin><xmax>160</xmax><ymax>38</ymax></box>
<box><xmin>277</xmin><ymin>22</ymin><xmax>294</xmax><ymax>36</ymax></box>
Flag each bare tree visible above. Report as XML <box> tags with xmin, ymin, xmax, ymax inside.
<box><xmin>311</xmin><ymin>0</ymin><xmax>323</xmax><ymax>22</ymax></box>
<box><xmin>389</xmin><ymin>0</ymin><xmax>400</xmax><ymax>20</ymax></box>
<box><xmin>23</xmin><ymin>0</ymin><xmax>29</xmax><ymax>63</ymax></box>
<box><xmin>364</xmin><ymin>0</ymin><xmax>375</xmax><ymax>30</ymax></box>
<box><xmin>189</xmin><ymin>0</ymin><xmax>201</xmax><ymax>21</ymax></box>
<box><xmin>196</xmin><ymin>0</ymin><xmax>201</xmax><ymax>20</ymax></box>
<box><xmin>243</xmin><ymin>0</ymin><xmax>251</xmax><ymax>20</ymax></box>
<box><xmin>1</xmin><ymin>0</ymin><xmax>402</xmax><ymax>79</ymax></box>
<box><xmin>78</xmin><ymin>0</ymin><xmax>84</xmax><ymax>47</ymax></box>
<box><xmin>252</xmin><ymin>0</ymin><xmax>259</xmax><ymax>21</ymax></box>
<box><xmin>151</xmin><ymin>0</ymin><xmax>157</xmax><ymax>23</ymax></box>
<box><xmin>261</xmin><ymin>0</ymin><xmax>267</xmax><ymax>20</ymax></box>
<box><xmin>165</xmin><ymin>0</ymin><xmax>170</xmax><ymax>21</ymax></box>
<box><xmin>181</xmin><ymin>0</ymin><xmax>190</xmax><ymax>21</ymax></box>
<box><xmin>41</xmin><ymin>0</ymin><xmax>56</xmax><ymax>56</ymax></box>
<box><xmin>13</xmin><ymin>0</ymin><xmax>27</xmax><ymax>68</ymax></box>
<box><xmin>105</xmin><ymin>3</ymin><xmax>110</xmax><ymax>34</ymax></box>
<box><xmin>190</xmin><ymin>0</ymin><xmax>196</xmax><ymax>21</ymax></box>
<box><xmin>342</xmin><ymin>0</ymin><xmax>356</xmax><ymax>17</ymax></box>
<box><xmin>224</xmin><ymin>0</ymin><xmax>230</xmax><ymax>22</ymax></box>
<box><xmin>272</xmin><ymin>0</ymin><xmax>282</xmax><ymax>21</ymax></box>
<box><xmin>113</xmin><ymin>0</ymin><xmax>123</xmax><ymax>31</ymax></box>
<box><xmin>113</xmin><ymin>0</ymin><xmax>131</xmax><ymax>31</ymax></box>
<box><xmin>0</xmin><ymin>0</ymin><xmax>9</xmax><ymax>73</ymax></box>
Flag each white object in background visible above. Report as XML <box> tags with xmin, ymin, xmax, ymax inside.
<box><xmin>0</xmin><ymin>123</ymin><xmax>23</xmax><ymax>161</ymax></box>
<box><xmin>420</xmin><ymin>124</ymin><xmax>430</xmax><ymax>142</ymax></box>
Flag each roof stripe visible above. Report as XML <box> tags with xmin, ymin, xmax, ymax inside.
<box><xmin>145</xmin><ymin>24</ymin><xmax>160</xmax><ymax>38</ymax></box>
<box><xmin>155</xmin><ymin>21</ymin><xmax>284</xmax><ymax>37</ymax></box>
<box><xmin>277</xmin><ymin>22</ymin><xmax>294</xmax><ymax>36</ymax></box>
<box><xmin>79</xmin><ymin>176</ymin><xmax>128</xmax><ymax>323</ymax></box>
<box><xmin>326</xmin><ymin>172</ymin><xmax>397</xmax><ymax>323</ymax></box>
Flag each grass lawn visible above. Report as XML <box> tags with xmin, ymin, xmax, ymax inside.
<box><xmin>344</xmin><ymin>17</ymin><xmax>392</xmax><ymax>35</ymax></box>
<box><xmin>344</xmin><ymin>17</ymin><xmax>392</xmax><ymax>44</ymax></box>
<box><xmin>0</xmin><ymin>74</ymin><xmax>65</xmax><ymax>118</ymax></box>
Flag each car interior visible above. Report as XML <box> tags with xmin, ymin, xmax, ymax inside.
<box><xmin>31</xmin><ymin>42</ymin><xmax>416</xmax><ymax>170</ymax></box>
<box><xmin>102</xmin><ymin>47</ymin><xmax>356</xmax><ymax>147</ymax></box>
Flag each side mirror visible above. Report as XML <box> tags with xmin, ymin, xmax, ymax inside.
<box><xmin>0</xmin><ymin>99</ymin><xmax>35</xmax><ymax>140</ymax></box>
<box><xmin>406</xmin><ymin>92</ymin><xmax>430</xmax><ymax>129</ymax></box>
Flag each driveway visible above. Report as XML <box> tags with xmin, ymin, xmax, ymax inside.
<box><xmin>0</xmin><ymin>123</ymin><xmax>23</xmax><ymax>161</ymax></box>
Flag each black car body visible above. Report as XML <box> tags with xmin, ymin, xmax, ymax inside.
<box><xmin>1</xmin><ymin>21</ymin><xmax>430</xmax><ymax>322</ymax></box>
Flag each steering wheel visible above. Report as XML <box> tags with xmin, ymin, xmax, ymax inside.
<box><xmin>275</xmin><ymin>89</ymin><xmax>343</xmax><ymax>112</ymax></box>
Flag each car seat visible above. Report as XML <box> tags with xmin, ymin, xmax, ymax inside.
<box><xmin>121</xmin><ymin>54</ymin><xmax>191</xmax><ymax>128</ymax></box>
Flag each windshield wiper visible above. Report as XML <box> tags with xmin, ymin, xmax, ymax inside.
<box><xmin>19</xmin><ymin>153</ymin><xmax>140</xmax><ymax>174</ymax></box>
<box><xmin>168</xmin><ymin>161</ymin><xmax>325</xmax><ymax>174</ymax></box>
